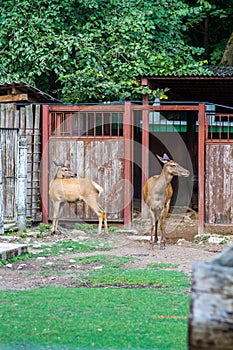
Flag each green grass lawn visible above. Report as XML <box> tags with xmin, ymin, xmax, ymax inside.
<box><xmin>0</xmin><ymin>236</ymin><xmax>191</xmax><ymax>349</ymax></box>
<box><xmin>0</xmin><ymin>274</ymin><xmax>190</xmax><ymax>350</ymax></box>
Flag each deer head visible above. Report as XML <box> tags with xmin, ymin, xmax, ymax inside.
<box><xmin>157</xmin><ymin>154</ymin><xmax>190</xmax><ymax>177</ymax></box>
<box><xmin>53</xmin><ymin>161</ymin><xmax>77</xmax><ymax>179</ymax></box>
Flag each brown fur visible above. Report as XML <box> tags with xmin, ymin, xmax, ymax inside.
<box><xmin>143</xmin><ymin>156</ymin><xmax>189</xmax><ymax>249</ymax></box>
<box><xmin>49</xmin><ymin>165</ymin><xmax>108</xmax><ymax>235</ymax></box>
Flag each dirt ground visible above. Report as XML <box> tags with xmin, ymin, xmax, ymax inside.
<box><xmin>1</xmin><ymin>211</ymin><xmax>233</xmax><ymax>291</ymax></box>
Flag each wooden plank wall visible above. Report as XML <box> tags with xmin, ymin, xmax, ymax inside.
<box><xmin>205</xmin><ymin>144</ymin><xmax>233</xmax><ymax>224</ymax></box>
<box><xmin>0</xmin><ymin>104</ymin><xmax>41</xmax><ymax>221</ymax></box>
<box><xmin>0</xmin><ymin>129</ymin><xmax>18</xmax><ymax>220</ymax></box>
<box><xmin>48</xmin><ymin>139</ymin><xmax>124</xmax><ymax>222</ymax></box>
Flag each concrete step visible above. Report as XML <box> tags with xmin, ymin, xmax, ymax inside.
<box><xmin>0</xmin><ymin>243</ymin><xmax>28</xmax><ymax>261</ymax></box>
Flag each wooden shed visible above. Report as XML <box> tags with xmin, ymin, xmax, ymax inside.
<box><xmin>0</xmin><ymin>81</ymin><xmax>61</xmax><ymax>230</ymax></box>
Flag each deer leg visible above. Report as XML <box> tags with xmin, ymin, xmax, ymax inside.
<box><xmin>97</xmin><ymin>212</ymin><xmax>104</xmax><ymax>236</ymax></box>
<box><xmin>50</xmin><ymin>201</ymin><xmax>60</xmax><ymax>235</ymax></box>
<box><xmin>84</xmin><ymin>195</ymin><xmax>108</xmax><ymax>236</ymax></box>
<box><xmin>154</xmin><ymin>220</ymin><xmax>158</xmax><ymax>244</ymax></box>
<box><xmin>97</xmin><ymin>210</ymin><xmax>108</xmax><ymax>236</ymax></box>
<box><xmin>148</xmin><ymin>207</ymin><xmax>155</xmax><ymax>243</ymax></box>
<box><xmin>103</xmin><ymin>211</ymin><xmax>108</xmax><ymax>235</ymax></box>
<box><xmin>159</xmin><ymin>201</ymin><xmax>170</xmax><ymax>250</ymax></box>
<box><xmin>159</xmin><ymin>214</ymin><xmax>166</xmax><ymax>249</ymax></box>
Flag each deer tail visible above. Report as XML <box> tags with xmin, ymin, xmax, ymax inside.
<box><xmin>92</xmin><ymin>181</ymin><xmax>104</xmax><ymax>197</ymax></box>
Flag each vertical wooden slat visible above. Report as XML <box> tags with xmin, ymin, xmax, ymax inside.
<box><xmin>222</xmin><ymin>145</ymin><xmax>231</xmax><ymax>223</ymax></box>
<box><xmin>0</xmin><ymin>104</ymin><xmax>6</xmax><ymax>128</ymax></box>
<box><xmin>6</xmin><ymin>104</ymin><xmax>14</xmax><ymax>128</ymax></box>
<box><xmin>17</xmin><ymin>137</ymin><xmax>27</xmax><ymax>230</ymax></box>
<box><xmin>31</xmin><ymin>105</ymin><xmax>41</xmax><ymax>219</ymax></box>
<box><xmin>25</xmin><ymin>105</ymin><xmax>34</xmax><ymax>217</ymax></box>
<box><xmin>19</xmin><ymin>106</ymin><xmax>26</xmax><ymax>133</ymax></box>
<box><xmin>0</xmin><ymin>129</ymin><xmax>18</xmax><ymax>221</ymax></box>
<box><xmin>14</xmin><ymin>109</ymin><xmax>20</xmax><ymax>128</ymax></box>
<box><xmin>206</xmin><ymin>144</ymin><xmax>233</xmax><ymax>225</ymax></box>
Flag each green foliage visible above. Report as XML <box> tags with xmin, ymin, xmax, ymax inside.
<box><xmin>39</xmin><ymin>223</ymin><xmax>51</xmax><ymax>233</ymax></box>
<box><xmin>185</xmin><ymin>0</ymin><xmax>233</xmax><ymax>65</ymax></box>
<box><xmin>0</xmin><ymin>286</ymin><xmax>190</xmax><ymax>349</ymax></box>
<box><xmin>0</xmin><ymin>0</ymin><xmax>214</xmax><ymax>102</ymax></box>
<box><xmin>74</xmin><ymin>222</ymin><xmax>96</xmax><ymax>231</ymax></box>
<box><xmin>0</xmin><ymin>252</ymin><xmax>31</xmax><ymax>267</ymax></box>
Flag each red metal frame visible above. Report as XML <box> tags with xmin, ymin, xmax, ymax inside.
<box><xmin>41</xmin><ymin>105</ymin><xmax>49</xmax><ymax>223</ymax></box>
<box><xmin>41</xmin><ymin>103</ymin><xmax>132</xmax><ymax>225</ymax></box>
<box><xmin>140</xmin><ymin>102</ymin><xmax>205</xmax><ymax>232</ymax></box>
<box><xmin>123</xmin><ymin>102</ymin><xmax>132</xmax><ymax>226</ymax></box>
<box><xmin>41</xmin><ymin>102</ymin><xmax>207</xmax><ymax>231</ymax></box>
<box><xmin>198</xmin><ymin>104</ymin><xmax>205</xmax><ymax>233</ymax></box>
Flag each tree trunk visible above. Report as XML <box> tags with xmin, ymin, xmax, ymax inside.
<box><xmin>220</xmin><ymin>32</ymin><xmax>233</xmax><ymax>66</ymax></box>
<box><xmin>188</xmin><ymin>244</ymin><xmax>233</xmax><ymax>350</ymax></box>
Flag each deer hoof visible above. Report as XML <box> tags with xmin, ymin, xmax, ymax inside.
<box><xmin>160</xmin><ymin>244</ymin><xmax>166</xmax><ymax>250</ymax></box>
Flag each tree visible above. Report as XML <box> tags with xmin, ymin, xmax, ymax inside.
<box><xmin>185</xmin><ymin>0</ymin><xmax>233</xmax><ymax>65</ymax></box>
<box><xmin>220</xmin><ymin>32</ymin><xmax>233</xmax><ymax>66</ymax></box>
<box><xmin>0</xmin><ymin>0</ymin><xmax>214</xmax><ymax>102</ymax></box>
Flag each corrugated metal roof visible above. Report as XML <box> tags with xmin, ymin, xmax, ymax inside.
<box><xmin>208</xmin><ymin>66</ymin><xmax>233</xmax><ymax>77</ymax></box>
<box><xmin>144</xmin><ymin>66</ymin><xmax>233</xmax><ymax>78</ymax></box>
<box><xmin>0</xmin><ymin>81</ymin><xmax>61</xmax><ymax>103</ymax></box>
<box><xmin>142</xmin><ymin>67</ymin><xmax>233</xmax><ymax>107</ymax></box>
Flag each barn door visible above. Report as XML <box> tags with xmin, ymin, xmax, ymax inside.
<box><xmin>48</xmin><ymin>139</ymin><xmax>124</xmax><ymax>222</ymax></box>
<box><xmin>0</xmin><ymin>129</ymin><xmax>18</xmax><ymax>222</ymax></box>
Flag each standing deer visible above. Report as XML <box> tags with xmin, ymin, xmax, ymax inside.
<box><xmin>49</xmin><ymin>162</ymin><xmax>108</xmax><ymax>236</ymax></box>
<box><xmin>142</xmin><ymin>154</ymin><xmax>190</xmax><ymax>249</ymax></box>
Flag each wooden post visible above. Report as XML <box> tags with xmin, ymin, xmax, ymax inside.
<box><xmin>17</xmin><ymin>137</ymin><xmax>27</xmax><ymax>230</ymax></box>
<box><xmin>189</xmin><ymin>243</ymin><xmax>233</xmax><ymax>349</ymax></box>
<box><xmin>0</xmin><ymin>139</ymin><xmax>4</xmax><ymax>234</ymax></box>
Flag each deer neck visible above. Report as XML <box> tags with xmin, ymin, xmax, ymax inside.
<box><xmin>159</xmin><ymin>167</ymin><xmax>173</xmax><ymax>188</ymax></box>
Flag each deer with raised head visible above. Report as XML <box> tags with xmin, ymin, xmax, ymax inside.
<box><xmin>142</xmin><ymin>154</ymin><xmax>190</xmax><ymax>249</ymax></box>
<box><xmin>49</xmin><ymin>161</ymin><xmax>108</xmax><ymax>236</ymax></box>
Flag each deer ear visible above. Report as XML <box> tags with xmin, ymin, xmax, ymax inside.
<box><xmin>64</xmin><ymin>160</ymin><xmax>70</xmax><ymax>168</ymax></box>
<box><xmin>156</xmin><ymin>154</ymin><xmax>170</xmax><ymax>164</ymax></box>
<box><xmin>53</xmin><ymin>160</ymin><xmax>64</xmax><ymax>167</ymax></box>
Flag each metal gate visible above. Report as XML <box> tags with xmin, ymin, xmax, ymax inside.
<box><xmin>41</xmin><ymin>104</ymin><xmax>132</xmax><ymax>224</ymax></box>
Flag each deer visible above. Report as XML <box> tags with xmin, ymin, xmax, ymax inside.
<box><xmin>142</xmin><ymin>154</ymin><xmax>190</xmax><ymax>250</ymax></box>
<box><xmin>49</xmin><ymin>162</ymin><xmax>108</xmax><ymax>236</ymax></box>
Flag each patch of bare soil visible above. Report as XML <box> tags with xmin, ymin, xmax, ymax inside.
<box><xmin>0</xmin><ymin>213</ymin><xmax>232</xmax><ymax>290</ymax></box>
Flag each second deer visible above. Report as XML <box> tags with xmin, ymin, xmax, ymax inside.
<box><xmin>143</xmin><ymin>154</ymin><xmax>190</xmax><ymax>249</ymax></box>
<box><xmin>49</xmin><ymin>162</ymin><xmax>108</xmax><ymax>236</ymax></box>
